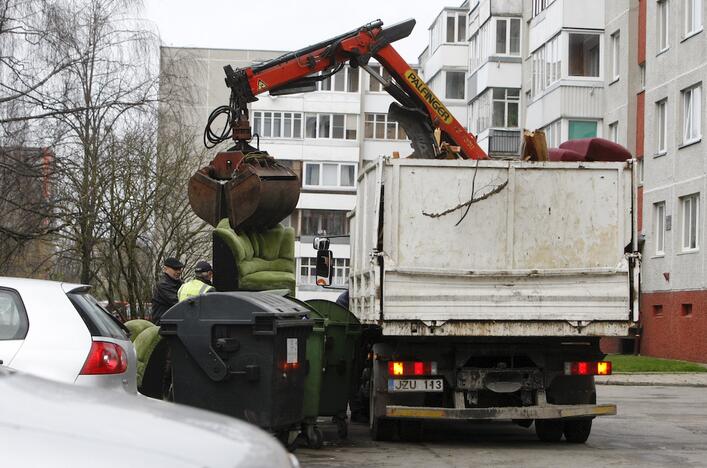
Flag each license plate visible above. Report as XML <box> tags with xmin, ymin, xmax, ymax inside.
<box><xmin>388</xmin><ymin>378</ymin><xmax>443</xmax><ymax>392</ymax></box>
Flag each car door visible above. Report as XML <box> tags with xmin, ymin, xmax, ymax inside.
<box><xmin>0</xmin><ymin>288</ymin><xmax>29</xmax><ymax>367</ymax></box>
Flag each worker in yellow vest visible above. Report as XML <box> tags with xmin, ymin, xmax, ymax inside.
<box><xmin>178</xmin><ymin>261</ymin><xmax>215</xmax><ymax>301</ymax></box>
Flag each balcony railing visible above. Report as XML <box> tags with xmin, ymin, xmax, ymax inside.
<box><xmin>488</xmin><ymin>129</ymin><xmax>521</xmax><ymax>156</ymax></box>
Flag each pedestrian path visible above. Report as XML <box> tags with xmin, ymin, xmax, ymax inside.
<box><xmin>596</xmin><ymin>373</ymin><xmax>707</xmax><ymax>387</ymax></box>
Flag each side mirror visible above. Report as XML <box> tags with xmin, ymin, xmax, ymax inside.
<box><xmin>313</xmin><ymin>236</ymin><xmax>330</xmax><ymax>250</ymax></box>
<box><xmin>315</xmin><ymin>249</ymin><xmax>333</xmax><ymax>287</ymax></box>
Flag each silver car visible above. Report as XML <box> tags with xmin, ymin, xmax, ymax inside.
<box><xmin>0</xmin><ymin>366</ymin><xmax>299</xmax><ymax>468</ymax></box>
<box><xmin>0</xmin><ymin>277</ymin><xmax>137</xmax><ymax>393</ymax></box>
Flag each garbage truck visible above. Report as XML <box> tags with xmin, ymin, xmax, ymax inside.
<box><xmin>185</xmin><ymin>18</ymin><xmax>639</xmax><ymax>444</ymax></box>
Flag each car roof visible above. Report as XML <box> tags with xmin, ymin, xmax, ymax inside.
<box><xmin>0</xmin><ymin>276</ymin><xmax>88</xmax><ymax>294</ymax></box>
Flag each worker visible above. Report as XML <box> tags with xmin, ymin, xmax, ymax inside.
<box><xmin>178</xmin><ymin>260</ymin><xmax>215</xmax><ymax>301</ymax></box>
<box><xmin>151</xmin><ymin>257</ymin><xmax>184</xmax><ymax>325</ymax></box>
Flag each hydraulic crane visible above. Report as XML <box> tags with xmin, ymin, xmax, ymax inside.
<box><xmin>189</xmin><ymin>19</ymin><xmax>488</xmax><ymax>231</ymax></box>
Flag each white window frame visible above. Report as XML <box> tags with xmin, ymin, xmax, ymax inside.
<box><xmin>680</xmin><ymin>193</ymin><xmax>700</xmax><ymax>252</ymax></box>
<box><xmin>304</xmin><ymin>113</ymin><xmax>358</xmax><ymax>140</ymax></box>
<box><xmin>492</xmin><ymin>88</ymin><xmax>520</xmax><ymax>128</ymax></box>
<box><xmin>682</xmin><ymin>84</ymin><xmax>702</xmax><ymax>145</ymax></box>
<box><xmin>367</xmin><ymin>65</ymin><xmax>392</xmax><ymax>93</ymax></box>
<box><xmin>637</xmin><ymin>158</ymin><xmax>644</xmax><ymax>185</ymax></box>
<box><xmin>252</xmin><ymin>111</ymin><xmax>303</xmax><ymax>139</ymax></box>
<box><xmin>531</xmin><ymin>34</ymin><xmax>561</xmax><ymax>98</ymax></box>
<box><xmin>494</xmin><ymin>18</ymin><xmax>521</xmax><ymax>56</ymax></box>
<box><xmin>469</xmin><ymin>21</ymin><xmax>491</xmax><ymax>72</ymax></box>
<box><xmin>318</xmin><ymin>66</ymin><xmax>360</xmax><ymax>93</ymax></box>
<box><xmin>544</xmin><ymin>119</ymin><xmax>562</xmax><ymax>148</ymax></box>
<box><xmin>656</xmin><ymin>99</ymin><xmax>668</xmax><ymax>154</ymax></box>
<box><xmin>332</xmin><ymin>258</ymin><xmax>350</xmax><ymax>286</ymax></box>
<box><xmin>684</xmin><ymin>0</ymin><xmax>703</xmax><ymax>37</ymax></box>
<box><xmin>532</xmin><ymin>0</ymin><xmax>556</xmax><ymax>17</ymax></box>
<box><xmin>658</xmin><ymin>0</ymin><xmax>669</xmax><ymax>52</ymax></box>
<box><xmin>298</xmin><ymin>257</ymin><xmax>317</xmax><ymax>285</ymax></box>
<box><xmin>654</xmin><ymin>202</ymin><xmax>665</xmax><ymax>255</ymax></box>
<box><xmin>609</xmin><ymin>121</ymin><xmax>619</xmax><ymax>143</ymax></box>
<box><xmin>610</xmin><ymin>31</ymin><xmax>621</xmax><ymax>82</ymax></box>
<box><xmin>681</xmin><ymin>194</ymin><xmax>700</xmax><ymax>251</ymax></box>
<box><xmin>302</xmin><ymin>162</ymin><xmax>357</xmax><ymax>190</ymax></box>
<box><xmin>568</xmin><ymin>32</ymin><xmax>602</xmax><ymax>79</ymax></box>
<box><xmin>364</xmin><ymin>113</ymin><xmax>407</xmax><ymax>140</ymax></box>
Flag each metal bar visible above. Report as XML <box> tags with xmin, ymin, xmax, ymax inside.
<box><xmin>386</xmin><ymin>403</ymin><xmax>617</xmax><ymax>420</ymax></box>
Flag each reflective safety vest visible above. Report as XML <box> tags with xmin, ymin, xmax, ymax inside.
<box><xmin>178</xmin><ymin>278</ymin><xmax>215</xmax><ymax>301</ymax></box>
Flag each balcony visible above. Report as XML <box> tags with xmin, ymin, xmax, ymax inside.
<box><xmin>488</xmin><ymin>129</ymin><xmax>521</xmax><ymax>157</ymax></box>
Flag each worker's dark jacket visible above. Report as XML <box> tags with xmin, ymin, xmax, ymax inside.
<box><xmin>151</xmin><ymin>273</ymin><xmax>182</xmax><ymax>324</ymax></box>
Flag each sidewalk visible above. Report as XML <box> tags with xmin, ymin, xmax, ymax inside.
<box><xmin>596</xmin><ymin>373</ymin><xmax>707</xmax><ymax>387</ymax></box>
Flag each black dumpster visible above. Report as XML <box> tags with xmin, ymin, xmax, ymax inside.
<box><xmin>159</xmin><ymin>291</ymin><xmax>313</xmax><ymax>433</ymax></box>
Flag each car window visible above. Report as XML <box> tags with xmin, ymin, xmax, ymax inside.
<box><xmin>67</xmin><ymin>292</ymin><xmax>128</xmax><ymax>340</ymax></box>
<box><xmin>0</xmin><ymin>288</ymin><xmax>29</xmax><ymax>341</ymax></box>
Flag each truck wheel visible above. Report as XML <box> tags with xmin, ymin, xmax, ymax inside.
<box><xmin>564</xmin><ymin>418</ymin><xmax>593</xmax><ymax>443</ymax></box>
<box><xmin>535</xmin><ymin>419</ymin><xmax>564</xmax><ymax>442</ymax></box>
<box><xmin>370</xmin><ymin>383</ymin><xmax>396</xmax><ymax>441</ymax></box>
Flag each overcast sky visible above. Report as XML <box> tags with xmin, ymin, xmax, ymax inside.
<box><xmin>140</xmin><ymin>0</ymin><xmax>458</xmax><ymax>63</ymax></box>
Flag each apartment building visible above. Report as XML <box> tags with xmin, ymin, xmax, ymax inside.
<box><xmin>159</xmin><ymin>47</ymin><xmax>413</xmax><ymax>301</ymax></box>
<box><xmin>466</xmin><ymin>0</ymin><xmax>523</xmax><ymax>157</ymax></box>
<box><xmin>640</xmin><ymin>0</ymin><xmax>707</xmax><ymax>362</ymax></box>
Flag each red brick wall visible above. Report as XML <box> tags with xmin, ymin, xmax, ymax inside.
<box><xmin>640</xmin><ymin>290</ymin><xmax>707</xmax><ymax>363</ymax></box>
<box><xmin>601</xmin><ymin>337</ymin><xmax>623</xmax><ymax>354</ymax></box>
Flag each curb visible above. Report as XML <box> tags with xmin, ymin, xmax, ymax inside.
<box><xmin>596</xmin><ymin>380</ymin><xmax>707</xmax><ymax>388</ymax></box>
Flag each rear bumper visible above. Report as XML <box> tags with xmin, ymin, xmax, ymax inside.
<box><xmin>385</xmin><ymin>403</ymin><xmax>616</xmax><ymax>420</ymax></box>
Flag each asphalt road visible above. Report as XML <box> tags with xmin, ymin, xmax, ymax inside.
<box><xmin>297</xmin><ymin>385</ymin><xmax>707</xmax><ymax>467</ymax></box>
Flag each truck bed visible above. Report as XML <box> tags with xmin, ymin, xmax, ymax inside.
<box><xmin>350</xmin><ymin>158</ymin><xmax>638</xmax><ymax>337</ymax></box>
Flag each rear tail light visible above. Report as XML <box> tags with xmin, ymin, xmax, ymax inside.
<box><xmin>564</xmin><ymin>361</ymin><xmax>612</xmax><ymax>376</ymax></box>
<box><xmin>388</xmin><ymin>361</ymin><xmax>437</xmax><ymax>376</ymax></box>
<box><xmin>80</xmin><ymin>341</ymin><xmax>128</xmax><ymax>375</ymax></box>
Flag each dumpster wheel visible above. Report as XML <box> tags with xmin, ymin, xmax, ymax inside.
<box><xmin>333</xmin><ymin>415</ymin><xmax>348</xmax><ymax>439</ymax></box>
<box><xmin>303</xmin><ymin>424</ymin><xmax>324</xmax><ymax>449</ymax></box>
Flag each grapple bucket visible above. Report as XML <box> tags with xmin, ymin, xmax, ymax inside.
<box><xmin>188</xmin><ymin>150</ymin><xmax>300</xmax><ymax>230</ymax></box>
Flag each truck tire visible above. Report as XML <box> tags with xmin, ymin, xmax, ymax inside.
<box><xmin>535</xmin><ymin>419</ymin><xmax>564</xmax><ymax>442</ymax></box>
<box><xmin>564</xmin><ymin>418</ymin><xmax>593</xmax><ymax>443</ymax></box>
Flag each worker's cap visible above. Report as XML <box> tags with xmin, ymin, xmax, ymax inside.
<box><xmin>194</xmin><ymin>260</ymin><xmax>213</xmax><ymax>273</ymax></box>
<box><xmin>163</xmin><ymin>257</ymin><xmax>184</xmax><ymax>269</ymax></box>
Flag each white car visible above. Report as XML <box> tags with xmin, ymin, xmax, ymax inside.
<box><xmin>0</xmin><ymin>366</ymin><xmax>299</xmax><ymax>468</ymax></box>
<box><xmin>0</xmin><ymin>277</ymin><xmax>137</xmax><ymax>393</ymax></box>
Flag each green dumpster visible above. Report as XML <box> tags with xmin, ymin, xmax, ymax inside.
<box><xmin>306</xmin><ymin>299</ymin><xmax>361</xmax><ymax>439</ymax></box>
<box><xmin>298</xmin><ymin>303</ymin><xmax>327</xmax><ymax>448</ymax></box>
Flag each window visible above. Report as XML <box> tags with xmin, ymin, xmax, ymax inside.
<box><xmin>568</xmin><ymin>33</ymin><xmax>600</xmax><ymax>77</ymax></box>
<box><xmin>654</xmin><ymin>202</ymin><xmax>665</xmax><ymax>255</ymax></box>
<box><xmin>637</xmin><ymin>158</ymin><xmax>644</xmax><ymax>185</ymax></box>
<box><xmin>492</xmin><ymin>88</ymin><xmax>520</xmax><ymax>128</ymax></box>
<box><xmin>532</xmin><ymin>0</ymin><xmax>556</xmax><ymax>17</ymax></box>
<box><xmin>495</xmin><ymin>18</ymin><xmax>521</xmax><ymax>55</ymax></box>
<box><xmin>300</xmin><ymin>210</ymin><xmax>349</xmax><ymax>236</ymax></box>
<box><xmin>653</xmin><ymin>304</ymin><xmax>664</xmax><ymax>317</ymax></box>
<box><xmin>364</xmin><ymin>113</ymin><xmax>407</xmax><ymax>140</ymax></box>
<box><xmin>68</xmin><ymin>292</ymin><xmax>127</xmax><ymax>340</ymax></box>
<box><xmin>682</xmin><ymin>303</ymin><xmax>693</xmax><ymax>317</ymax></box>
<box><xmin>367</xmin><ymin>65</ymin><xmax>392</xmax><ymax>92</ymax></box>
<box><xmin>303</xmin><ymin>162</ymin><xmax>356</xmax><ymax>189</ymax></box>
<box><xmin>682</xmin><ymin>84</ymin><xmax>702</xmax><ymax>144</ymax></box>
<box><xmin>681</xmin><ymin>194</ymin><xmax>699</xmax><ymax>251</ymax></box>
<box><xmin>544</xmin><ymin>120</ymin><xmax>562</xmax><ymax>148</ymax></box>
<box><xmin>303</xmin><ymin>113</ymin><xmax>357</xmax><ymax>140</ymax></box>
<box><xmin>685</xmin><ymin>0</ymin><xmax>703</xmax><ymax>36</ymax></box>
<box><xmin>568</xmin><ymin>120</ymin><xmax>598</xmax><ymax>140</ymax></box>
<box><xmin>609</xmin><ymin>121</ymin><xmax>619</xmax><ymax>143</ymax></box>
<box><xmin>657</xmin><ymin>99</ymin><xmax>668</xmax><ymax>153</ymax></box>
<box><xmin>469</xmin><ymin>21</ymin><xmax>491</xmax><ymax>71</ymax></box>
<box><xmin>0</xmin><ymin>289</ymin><xmax>28</xmax><ymax>340</ymax></box>
<box><xmin>611</xmin><ymin>31</ymin><xmax>620</xmax><ymax>81</ymax></box>
<box><xmin>469</xmin><ymin>90</ymin><xmax>491</xmax><ymax>134</ymax></box>
<box><xmin>531</xmin><ymin>35</ymin><xmax>561</xmax><ymax>97</ymax></box>
<box><xmin>445</xmin><ymin>71</ymin><xmax>465</xmax><ymax>99</ymax></box>
<box><xmin>318</xmin><ymin>66</ymin><xmax>360</xmax><ymax>93</ymax></box>
<box><xmin>299</xmin><ymin>257</ymin><xmax>350</xmax><ymax>285</ymax></box>
<box><xmin>431</xmin><ymin>11</ymin><xmax>466</xmax><ymax>50</ymax></box>
<box><xmin>252</xmin><ymin>111</ymin><xmax>303</xmax><ymax>139</ymax></box>
<box><xmin>658</xmin><ymin>0</ymin><xmax>669</xmax><ymax>51</ymax></box>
